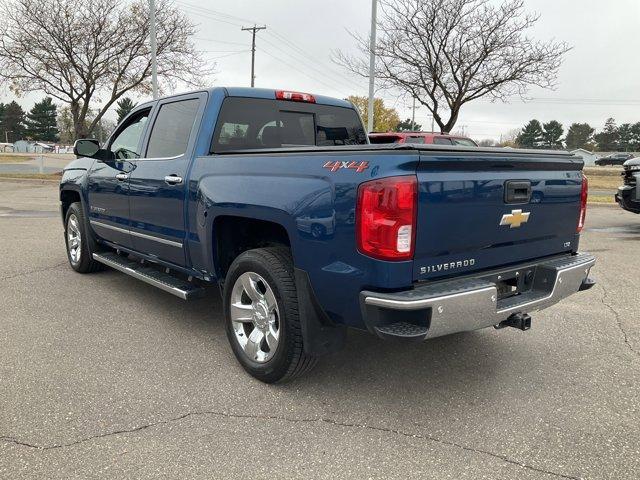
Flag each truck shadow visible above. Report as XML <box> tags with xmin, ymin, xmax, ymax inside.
<box><xmin>168</xmin><ymin>287</ymin><xmax>511</xmax><ymax>402</ymax></box>
<box><xmin>97</xmin><ymin>271</ymin><xmax>535</xmax><ymax>410</ymax></box>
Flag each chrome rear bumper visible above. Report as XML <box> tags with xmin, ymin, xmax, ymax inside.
<box><xmin>360</xmin><ymin>253</ymin><xmax>596</xmax><ymax>340</ymax></box>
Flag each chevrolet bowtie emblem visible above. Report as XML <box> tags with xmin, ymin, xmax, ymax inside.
<box><xmin>500</xmin><ymin>209</ymin><xmax>530</xmax><ymax>228</ymax></box>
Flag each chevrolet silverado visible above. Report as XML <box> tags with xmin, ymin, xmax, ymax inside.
<box><xmin>60</xmin><ymin>87</ymin><xmax>596</xmax><ymax>382</ymax></box>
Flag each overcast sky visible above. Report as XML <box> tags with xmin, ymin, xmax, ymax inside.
<box><xmin>2</xmin><ymin>0</ymin><xmax>639</xmax><ymax>141</ymax></box>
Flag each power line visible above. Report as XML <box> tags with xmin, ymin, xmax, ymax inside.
<box><xmin>264</xmin><ymin>30</ymin><xmax>366</xmax><ymax>90</ymax></box>
<box><xmin>202</xmin><ymin>50</ymin><xmax>251</xmax><ymax>60</ymax></box>
<box><xmin>179</xmin><ymin>2</ymin><xmax>367</xmax><ymax>94</ymax></box>
<box><xmin>194</xmin><ymin>37</ymin><xmax>248</xmax><ymax>47</ymax></box>
<box><xmin>478</xmin><ymin>97</ymin><xmax>640</xmax><ymax>106</ymax></box>
<box><xmin>199</xmin><ymin>49</ymin><xmax>250</xmax><ymax>53</ymax></box>
<box><xmin>176</xmin><ymin>2</ymin><xmax>244</xmax><ymax>27</ymax></box>
<box><xmin>177</xmin><ymin>1</ymin><xmax>257</xmax><ymax>25</ymax></box>
<box><xmin>258</xmin><ymin>36</ymin><xmax>362</xmax><ymax>95</ymax></box>
<box><xmin>259</xmin><ymin>49</ymin><xmax>352</xmax><ymax>96</ymax></box>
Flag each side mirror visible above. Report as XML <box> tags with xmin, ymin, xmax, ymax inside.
<box><xmin>73</xmin><ymin>139</ymin><xmax>101</xmax><ymax>158</ymax></box>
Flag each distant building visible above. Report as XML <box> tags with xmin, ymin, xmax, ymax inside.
<box><xmin>13</xmin><ymin>141</ymin><xmax>55</xmax><ymax>154</ymax></box>
<box><xmin>0</xmin><ymin>142</ymin><xmax>13</xmax><ymax>152</ymax></box>
<box><xmin>570</xmin><ymin>149</ymin><xmax>598</xmax><ymax>166</ymax></box>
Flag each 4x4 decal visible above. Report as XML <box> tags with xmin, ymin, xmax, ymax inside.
<box><xmin>323</xmin><ymin>160</ymin><xmax>370</xmax><ymax>173</ymax></box>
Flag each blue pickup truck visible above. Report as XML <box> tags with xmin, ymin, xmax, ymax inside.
<box><xmin>60</xmin><ymin>87</ymin><xmax>596</xmax><ymax>382</ymax></box>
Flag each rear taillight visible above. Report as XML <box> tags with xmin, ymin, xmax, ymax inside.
<box><xmin>275</xmin><ymin>90</ymin><xmax>316</xmax><ymax>103</ymax></box>
<box><xmin>577</xmin><ymin>174</ymin><xmax>588</xmax><ymax>232</ymax></box>
<box><xmin>356</xmin><ymin>175</ymin><xmax>417</xmax><ymax>261</ymax></box>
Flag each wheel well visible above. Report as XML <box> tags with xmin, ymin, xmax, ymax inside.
<box><xmin>214</xmin><ymin>216</ymin><xmax>291</xmax><ymax>279</ymax></box>
<box><xmin>60</xmin><ymin>189</ymin><xmax>81</xmax><ymax>219</ymax></box>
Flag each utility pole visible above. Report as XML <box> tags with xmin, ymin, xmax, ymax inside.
<box><xmin>411</xmin><ymin>97</ymin><xmax>417</xmax><ymax>131</ymax></box>
<box><xmin>242</xmin><ymin>25</ymin><xmax>267</xmax><ymax>87</ymax></box>
<box><xmin>367</xmin><ymin>0</ymin><xmax>377</xmax><ymax>132</ymax></box>
<box><xmin>149</xmin><ymin>0</ymin><xmax>159</xmax><ymax>100</ymax></box>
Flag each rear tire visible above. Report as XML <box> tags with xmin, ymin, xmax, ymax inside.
<box><xmin>64</xmin><ymin>202</ymin><xmax>103</xmax><ymax>273</ymax></box>
<box><xmin>223</xmin><ymin>247</ymin><xmax>317</xmax><ymax>383</ymax></box>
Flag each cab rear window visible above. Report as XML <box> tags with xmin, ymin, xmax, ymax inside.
<box><xmin>211</xmin><ymin>97</ymin><xmax>367</xmax><ymax>152</ymax></box>
<box><xmin>369</xmin><ymin>135</ymin><xmax>402</xmax><ymax>144</ymax></box>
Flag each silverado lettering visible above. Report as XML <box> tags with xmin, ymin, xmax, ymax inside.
<box><xmin>420</xmin><ymin>259</ymin><xmax>476</xmax><ymax>274</ymax></box>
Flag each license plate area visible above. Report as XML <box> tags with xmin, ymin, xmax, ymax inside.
<box><xmin>486</xmin><ymin>267</ymin><xmax>536</xmax><ymax>301</ymax></box>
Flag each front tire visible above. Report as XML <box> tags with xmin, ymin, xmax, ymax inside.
<box><xmin>223</xmin><ymin>247</ymin><xmax>317</xmax><ymax>383</ymax></box>
<box><xmin>64</xmin><ymin>202</ymin><xmax>103</xmax><ymax>273</ymax></box>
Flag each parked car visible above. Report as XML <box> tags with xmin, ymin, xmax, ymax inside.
<box><xmin>595</xmin><ymin>153</ymin><xmax>634</xmax><ymax>166</ymax></box>
<box><xmin>368</xmin><ymin>131</ymin><xmax>478</xmax><ymax>146</ymax></box>
<box><xmin>615</xmin><ymin>157</ymin><xmax>640</xmax><ymax>213</ymax></box>
<box><xmin>60</xmin><ymin>87</ymin><xmax>595</xmax><ymax>383</ymax></box>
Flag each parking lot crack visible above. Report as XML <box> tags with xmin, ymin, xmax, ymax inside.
<box><xmin>315</xmin><ymin>418</ymin><xmax>582</xmax><ymax>480</ymax></box>
<box><xmin>0</xmin><ymin>261</ymin><xmax>66</xmax><ymax>282</ymax></box>
<box><xmin>0</xmin><ymin>436</ymin><xmax>41</xmax><ymax>449</ymax></box>
<box><xmin>1</xmin><ymin>410</ymin><xmax>582</xmax><ymax>479</ymax></box>
<box><xmin>600</xmin><ymin>284</ymin><xmax>640</xmax><ymax>358</ymax></box>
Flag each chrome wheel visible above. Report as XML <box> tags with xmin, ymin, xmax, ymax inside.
<box><xmin>66</xmin><ymin>214</ymin><xmax>82</xmax><ymax>264</ymax></box>
<box><xmin>229</xmin><ymin>272</ymin><xmax>280</xmax><ymax>363</ymax></box>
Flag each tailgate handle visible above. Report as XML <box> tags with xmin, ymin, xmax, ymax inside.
<box><xmin>504</xmin><ymin>180</ymin><xmax>531</xmax><ymax>204</ymax></box>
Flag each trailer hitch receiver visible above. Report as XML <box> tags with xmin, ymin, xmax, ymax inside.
<box><xmin>494</xmin><ymin>313</ymin><xmax>531</xmax><ymax>331</ymax></box>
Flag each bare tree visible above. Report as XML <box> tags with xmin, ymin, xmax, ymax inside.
<box><xmin>0</xmin><ymin>0</ymin><xmax>212</xmax><ymax>139</ymax></box>
<box><xmin>335</xmin><ymin>0</ymin><xmax>570</xmax><ymax>133</ymax></box>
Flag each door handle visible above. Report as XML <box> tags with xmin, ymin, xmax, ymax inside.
<box><xmin>115</xmin><ymin>173</ymin><xmax>129</xmax><ymax>181</ymax></box>
<box><xmin>164</xmin><ymin>175</ymin><xmax>183</xmax><ymax>185</ymax></box>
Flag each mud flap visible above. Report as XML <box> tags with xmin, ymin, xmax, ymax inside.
<box><xmin>294</xmin><ymin>268</ymin><xmax>347</xmax><ymax>356</ymax></box>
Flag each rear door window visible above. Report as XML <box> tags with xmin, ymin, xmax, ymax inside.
<box><xmin>407</xmin><ymin>136</ymin><xmax>426</xmax><ymax>144</ymax></box>
<box><xmin>433</xmin><ymin>137</ymin><xmax>453</xmax><ymax>145</ymax></box>
<box><xmin>211</xmin><ymin>97</ymin><xmax>366</xmax><ymax>152</ymax></box>
<box><xmin>146</xmin><ymin>98</ymin><xmax>200</xmax><ymax>158</ymax></box>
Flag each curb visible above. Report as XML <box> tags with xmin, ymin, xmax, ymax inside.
<box><xmin>0</xmin><ymin>177</ymin><xmax>60</xmax><ymax>185</ymax></box>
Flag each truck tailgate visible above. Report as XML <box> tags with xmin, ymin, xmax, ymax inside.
<box><xmin>413</xmin><ymin>151</ymin><xmax>584</xmax><ymax>281</ymax></box>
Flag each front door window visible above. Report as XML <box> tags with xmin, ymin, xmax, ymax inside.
<box><xmin>109</xmin><ymin>110</ymin><xmax>150</xmax><ymax>159</ymax></box>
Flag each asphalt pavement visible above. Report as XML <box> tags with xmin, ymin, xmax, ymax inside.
<box><xmin>1</xmin><ymin>180</ymin><xmax>639</xmax><ymax>479</ymax></box>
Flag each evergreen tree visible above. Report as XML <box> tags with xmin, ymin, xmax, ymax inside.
<box><xmin>541</xmin><ymin>120</ymin><xmax>564</xmax><ymax>149</ymax></box>
<box><xmin>630</xmin><ymin>122</ymin><xmax>640</xmax><ymax>152</ymax></box>
<box><xmin>594</xmin><ymin>118</ymin><xmax>619</xmax><ymax>151</ymax></box>
<box><xmin>565</xmin><ymin>123</ymin><xmax>595</xmax><ymax>150</ymax></box>
<box><xmin>25</xmin><ymin>97</ymin><xmax>58</xmax><ymax>142</ymax></box>
<box><xmin>395</xmin><ymin>118</ymin><xmax>422</xmax><ymax>131</ymax></box>
<box><xmin>0</xmin><ymin>101</ymin><xmax>26</xmax><ymax>143</ymax></box>
<box><xmin>617</xmin><ymin>123</ymin><xmax>633</xmax><ymax>152</ymax></box>
<box><xmin>116</xmin><ymin>97</ymin><xmax>136</xmax><ymax>124</ymax></box>
<box><xmin>516</xmin><ymin>120</ymin><xmax>543</xmax><ymax>148</ymax></box>
<box><xmin>0</xmin><ymin>103</ymin><xmax>5</xmax><ymax>137</ymax></box>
